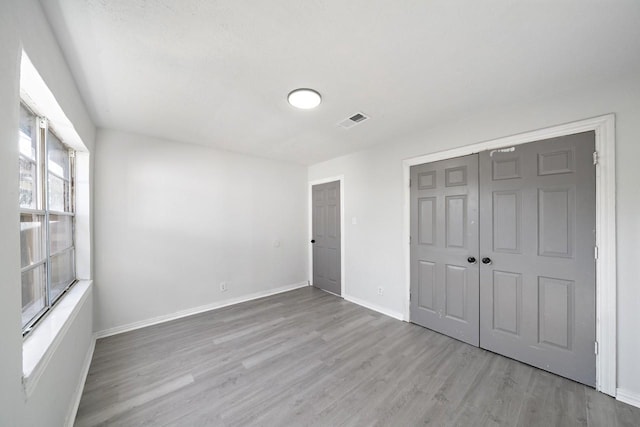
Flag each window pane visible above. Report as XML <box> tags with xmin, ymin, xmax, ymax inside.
<box><xmin>50</xmin><ymin>214</ymin><xmax>73</xmax><ymax>254</ymax></box>
<box><xmin>19</xmin><ymin>157</ymin><xmax>37</xmax><ymax>209</ymax></box>
<box><xmin>20</xmin><ymin>213</ymin><xmax>45</xmax><ymax>268</ymax></box>
<box><xmin>22</xmin><ymin>264</ymin><xmax>47</xmax><ymax>328</ymax></box>
<box><xmin>48</xmin><ymin>173</ymin><xmax>70</xmax><ymax>212</ymax></box>
<box><xmin>19</xmin><ymin>104</ymin><xmax>37</xmax><ymax>161</ymax></box>
<box><xmin>47</xmin><ymin>131</ymin><xmax>70</xmax><ymax>179</ymax></box>
<box><xmin>50</xmin><ymin>250</ymin><xmax>74</xmax><ymax>302</ymax></box>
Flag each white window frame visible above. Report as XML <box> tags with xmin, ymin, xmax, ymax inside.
<box><xmin>20</xmin><ymin>102</ymin><xmax>78</xmax><ymax>335</ymax></box>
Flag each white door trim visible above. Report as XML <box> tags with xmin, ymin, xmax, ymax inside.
<box><xmin>308</xmin><ymin>175</ymin><xmax>345</xmax><ymax>297</ymax></box>
<box><xmin>402</xmin><ymin>114</ymin><xmax>616</xmax><ymax>396</ymax></box>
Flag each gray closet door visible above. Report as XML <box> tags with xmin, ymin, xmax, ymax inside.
<box><xmin>410</xmin><ymin>155</ymin><xmax>480</xmax><ymax>346</ymax></box>
<box><xmin>479</xmin><ymin>132</ymin><xmax>596</xmax><ymax>386</ymax></box>
<box><xmin>312</xmin><ymin>181</ymin><xmax>341</xmax><ymax>295</ymax></box>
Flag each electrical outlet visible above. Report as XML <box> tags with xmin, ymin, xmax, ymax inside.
<box><xmin>377</xmin><ymin>287</ymin><xmax>383</xmax><ymax>296</ymax></box>
<box><xmin>220</xmin><ymin>282</ymin><xmax>228</xmax><ymax>292</ymax></box>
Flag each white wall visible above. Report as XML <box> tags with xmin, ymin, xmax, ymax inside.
<box><xmin>309</xmin><ymin>75</ymin><xmax>640</xmax><ymax>399</ymax></box>
<box><xmin>0</xmin><ymin>1</ymin><xmax>26</xmax><ymax>424</ymax></box>
<box><xmin>23</xmin><ymin>289</ymin><xmax>94</xmax><ymax>426</ymax></box>
<box><xmin>0</xmin><ymin>0</ymin><xmax>95</xmax><ymax>425</ymax></box>
<box><xmin>94</xmin><ymin>129</ymin><xmax>308</xmax><ymax>332</ymax></box>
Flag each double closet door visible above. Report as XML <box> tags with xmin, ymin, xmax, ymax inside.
<box><xmin>410</xmin><ymin>132</ymin><xmax>596</xmax><ymax>386</ymax></box>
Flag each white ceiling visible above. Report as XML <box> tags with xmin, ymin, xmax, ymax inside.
<box><xmin>41</xmin><ymin>0</ymin><xmax>640</xmax><ymax>165</ymax></box>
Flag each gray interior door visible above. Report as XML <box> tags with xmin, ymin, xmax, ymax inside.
<box><xmin>410</xmin><ymin>155</ymin><xmax>480</xmax><ymax>346</ymax></box>
<box><xmin>312</xmin><ymin>181</ymin><xmax>341</xmax><ymax>295</ymax></box>
<box><xmin>479</xmin><ymin>132</ymin><xmax>596</xmax><ymax>386</ymax></box>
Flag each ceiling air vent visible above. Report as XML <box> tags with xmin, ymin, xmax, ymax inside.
<box><xmin>337</xmin><ymin>112</ymin><xmax>370</xmax><ymax>129</ymax></box>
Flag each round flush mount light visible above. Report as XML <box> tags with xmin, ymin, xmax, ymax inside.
<box><xmin>287</xmin><ymin>88</ymin><xmax>322</xmax><ymax>109</ymax></box>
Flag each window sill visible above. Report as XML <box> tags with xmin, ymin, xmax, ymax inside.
<box><xmin>22</xmin><ymin>280</ymin><xmax>92</xmax><ymax>397</ymax></box>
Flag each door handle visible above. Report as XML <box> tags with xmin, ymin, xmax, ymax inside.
<box><xmin>311</xmin><ymin>239</ymin><xmax>316</xmax><ymax>243</ymax></box>
<box><xmin>467</xmin><ymin>257</ymin><xmax>477</xmax><ymax>264</ymax></box>
<box><xmin>482</xmin><ymin>257</ymin><xmax>492</xmax><ymax>265</ymax></box>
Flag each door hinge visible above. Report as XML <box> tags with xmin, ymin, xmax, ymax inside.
<box><xmin>409</xmin><ymin>235</ymin><xmax>412</xmax><ymax>244</ymax></box>
<box><xmin>409</xmin><ymin>179</ymin><xmax>412</xmax><ymax>187</ymax></box>
<box><xmin>593</xmin><ymin>151</ymin><xmax>599</xmax><ymax>165</ymax></box>
<box><xmin>595</xmin><ymin>341</ymin><xmax>599</xmax><ymax>355</ymax></box>
<box><xmin>594</xmin><ymin>246</ymin><xmax>599</xmax><ymax>260</ymax></box>
<box><xmin>410</xmin><ymin>292</ymin><xmax>412</xmax><ymax>301</ymax></box>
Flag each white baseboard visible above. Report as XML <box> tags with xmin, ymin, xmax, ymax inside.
<box><xmin>96</xmin><ymin>282</ymin><xmax>310</xmax><ymax>339</ymax></box>
<box><xmin>343</xmin><ymin>293</ymin><xmax>405</xmax><ymax>321</ymax></box>
<box><xmin>617</xmin><ymin>387</ymin><xmax>640</xmax><ymax>409</ymax></box>
<box><xmin>65</xmin><ymin>333</ymin><xmax>96</xmax><ymax>427</ymax></box>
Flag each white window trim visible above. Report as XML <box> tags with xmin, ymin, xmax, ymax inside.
<box><xmin>19</xmin><ymin>51</ymin><xmax>93</xmax><ymax>397</ymax></box>
<box><xmin>401</xmin><ymin>114</ymin><xmax>616</xmax><ymax>396</ymax></box>
<box><xmin>19</xmin><ymin>107</ymin><xmax>78</xmax><ymax>334</ymax></box>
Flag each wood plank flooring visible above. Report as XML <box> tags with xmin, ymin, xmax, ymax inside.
<box><xmin>75</xmin><ymin>287</ymin><xmax>640</xmax><ymax>426</ymax></box>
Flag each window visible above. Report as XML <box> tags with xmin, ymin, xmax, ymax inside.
<box><xmin>19</xmin><ymin>103</ymin><xmax>76</xmax><ymax>334</ymax></box>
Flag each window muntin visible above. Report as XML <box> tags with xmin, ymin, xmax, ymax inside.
<box><xmin>19</xmin><ymin>104</ymin><xmax>39</xmax><ymax>210</ymax></box>
<box><xmin>47</xmin><ymin>130</ymin><xmax>73</xmax><ymax>213</ymax></box>
<box><xmin>50</xmin><ymin>249</ymin><xmax>75</xmax><ymax>303</ymax></box>
<box><xmin>21</xmin><ymin>265</ymin><xmax>47</xmax><ymax>328</ymax></box>
<box><xmin>20</xmin><ymin>213</ymin><xmax>46</xmax><ymax>268</ymax></box>
<box><xmin>49</xmin><ymin>214</ymin><xmax>73</xmax><ymax>254</ymax></box>
<box><xmin>19</xmin><ymin>103</ymin><xmax>76</xmax><ymax>333</ymax></box>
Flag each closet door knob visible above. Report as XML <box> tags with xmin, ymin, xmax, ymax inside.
<box><xmin>311</xmin><ymin>239</ymin><xmax>316</xmax><ymax>243</ymax></box>
<box><xmin>467</xmin><ymin>257</ymin><xmax>477</xmax><ymax>264</ymax></box>
<box><xmin>482</xmin><ymin>257</ymin><xmax>492</xmax><ymax>265</ymax></box>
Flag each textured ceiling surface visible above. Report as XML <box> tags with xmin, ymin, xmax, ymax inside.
<box><xmin>41</xmin><ymin>0</ymin><xmax>640</xmax><ymax>164</ymax></box>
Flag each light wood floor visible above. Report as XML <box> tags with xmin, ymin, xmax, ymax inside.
<box><xmin>75</xmin><ymin>287</ymin><xmax>639</xmax><ymax>426</ymax></box>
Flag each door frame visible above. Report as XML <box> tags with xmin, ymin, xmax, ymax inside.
<box><xmin>402</xmin><ymin>114</ymin><xmax>616</xmax><ymax>396</ymax></box>
<box><xmin>308</xmin><ymin>175</ymin><xmax>345</xmax><ymax>297</ymax></box>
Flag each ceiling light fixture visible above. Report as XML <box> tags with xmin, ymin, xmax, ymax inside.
<box><xmin>287</xmin><ymin>88</ymin><xmax>322</xmax><ymax>109</ymax></box>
